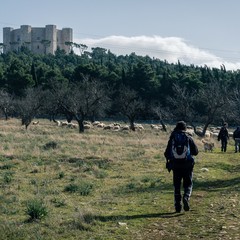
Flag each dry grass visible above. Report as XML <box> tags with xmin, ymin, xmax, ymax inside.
<box><xmin>0</xmin><ymin>118</ymin><xmax>239</xmax><ymax>240</ymax></box>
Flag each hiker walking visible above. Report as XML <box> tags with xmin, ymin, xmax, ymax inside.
<box><xmin>164</xmin><ymin>121</ymin><xmax>198</xmax><ymax>213</ymax></box>
<box><xmin>233</xmin><ymin>126</ymin><xmax>240</xmax><ymax>153</ymax></box>
<box><xmin>218</xmin><ymin>122</ymin><xmax>229</xmax><ymax>152</ymax></box>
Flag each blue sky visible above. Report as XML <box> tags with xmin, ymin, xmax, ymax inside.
<box><xmin>1</xmin><ymin>0</ymin><xmax>240</xmax><ymax>70</ymax></box>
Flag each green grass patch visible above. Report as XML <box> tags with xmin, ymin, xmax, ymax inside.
<box><xmin>0</xmin><ymin>119</ymin><xmax>239</xmax><ymax>239</ymax></box>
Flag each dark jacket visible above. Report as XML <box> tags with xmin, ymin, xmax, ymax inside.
<box><xmin>218</xmin><ymin>126</ymin><xmax>229</xmax><ymax>141</ymax></box>
<box><xmin>164</xmin><ymin>130</ymin><xmax>199</xmax><ymax>162</ymax></box>
<box><xmin>233</xmin><ymin>127</ymin><xmax>240</xmax><ymax>139</ymax></box>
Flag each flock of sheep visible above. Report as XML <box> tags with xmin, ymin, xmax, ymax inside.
<box><xmin>32</xmin><ymin>120</ymin><xmax>231</xmax><ymax>138</ymax></box>
<box><xmin>54</xmin><ymin>120</ymin><xmax>146</xmax><ymax>131</ymax></box>
<box><xmin>32</xmin><ymin>120</ymin><xmax>164</xmax><ymax>132</ymax></box>
<box><xmin>186</xmin><ymin>125</ymin><xmax>233</xmax><ymax>139</ymax></box>
<box><xmin>31</xmin><ymin>120</ymin><xmax>236</xmax><ymax>153</ymax></box>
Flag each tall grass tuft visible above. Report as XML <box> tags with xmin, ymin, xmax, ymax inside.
<box><xmin>64</xmin><ymin>181</ymin><xmax>93</xmax><ymax>196</ymax></box>
<box><xmin>25</xmin><ymin>199</ymin><xmax>48</xmax><ymax>221</ymax></box>
<box><xmin>69</xmin><ymin>208</ymin><xmax>95</xmax><ymax>230</ymax></box>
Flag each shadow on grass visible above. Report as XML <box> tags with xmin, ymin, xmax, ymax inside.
<box><xmin>96</xmin><ymin>211</ymin><xmax>182</xmax><ymax>222</ymax></box>
<box><xmin>194</xmin><ymin>176</ymin><xmax>240</xmax><ymax>191</ymax></box>
<box><xmin>202</xmin><ymin>162</ymin><xmax>240</xmax><ymax>173</ymax></box>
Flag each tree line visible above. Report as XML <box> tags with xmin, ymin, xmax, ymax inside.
<box><xmin>0</xmin><ymin>45</ymin><xmax>240</xmax><ymax>134</ymax></box>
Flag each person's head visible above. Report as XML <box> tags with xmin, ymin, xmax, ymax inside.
<box><xmin>175</xmin><ymin>121</ymin><xmax>186</xmax><ymax>131</ymax></box>
<box><xmin>223</xmin><ymin>122</ymin><xmax>228</xmax><ymax>127</ymax></box>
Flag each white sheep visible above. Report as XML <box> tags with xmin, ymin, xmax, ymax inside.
<box><xmin>60</xmin><ymin>121</ymin><xmax>68</xmax><ymax>127</ymax></box>
<box><xmin>122</xmin><ymin>125</ymin><xmax>130</xmax><ymax>131</ymax></box>
<box><xmin>113</xmin><ymin>125</ymin><xmax>121</xmax><ymax>131</ymax></box>
<box><xmin>83</xmin><ymin>120</ymin><xmax>91</xmax><ymax>125</ymax></box>
<box><xmin>134</xmin><ymin>124</ymin><xmax>144</xmax><ymax>131</ymax></box>
<box><xmin>92</xmin><ymin>121</ymin><xmax>100</xmax><ymax>126</ymax></box>
<box><xmin>84</xmin><ymin>124</ymin><xmax>91</xmax><ymax>129</ymax></box>
<box><xmin>97</xmin><ymin>123</ymin><xmax>105</xmax><ymax>128</ymax></box>
<box><xmin>103</xmin><ymin>125</ymin><xmax>113</xmax><ymax>130</ymax></box>
<box><xmin>150</xmin><ymin>124</ymin><xmax>161</xmax><ymax>130</ymax></box>
<box><xmin>67</xmin><ymin>122</ymin><xmax>78</xmax><ymax>129</ymax></box>
<box><xmin>55</xmin><ymin>120</ymin><xmax>61</xmax><ymax>126</ymax></box>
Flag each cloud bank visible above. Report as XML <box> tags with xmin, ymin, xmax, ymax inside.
<box><xmin>74</xmin><ymin>35</ymin><xmax>240</xmax><ymax>71</ymax></box>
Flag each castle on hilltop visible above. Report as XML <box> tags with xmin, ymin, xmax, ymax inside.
<box><xmin>3</xmin><ymin>25</ymin><xmax>73</xmax><ymax>54</ymax></box>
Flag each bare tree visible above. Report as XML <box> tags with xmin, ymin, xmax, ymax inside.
<box><xmin>43</xmin><ymin>81</ymin><xmax>69</xmax><ymax>122</ymax></box>
<box><xmin>227</xmin><ymin>88</ymin><xmax>240</xmax><ymax>125</ymax></box>
<box><xmin>168</xmin><ymin>83</ymin><xmax>196</xmax><ymax>123</ymax></box>
<box><xmin>0</xmin><ymin>90</ymin><xmax>14</xmax><ymax>120</ymax></box>
<box><xmin>193</xmin><ymin>80</ymin><xmax>228</xmax><ymax>136</ymax></box>
<box><xmin>116</xmin><ymin>86</ymin><xmax>145</xmax><ymax>131</ymax></box>
<box><xmin>15</xmin><ymin>87</ymin><xmax>45</xmax><ymax>129</ymax></box>
<box><xmin>60</xmin><ymin>76</ymin><xmax>110</xmax><ymax>133</ymax></box>
<box><xmin>168</xmin><ymin>80</ymin><xmax>228</xmax><ymax>137</ymax></box>
<box><xmin>151</xmin><ymin>101</ymin><xmax>171</xmax><ymax>132</ymax></box>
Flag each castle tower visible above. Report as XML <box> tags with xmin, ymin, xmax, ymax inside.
<box><xmin>20</xmin><ymin>25</ymin><xmax>31</xmax><ymax>50</ymax></box>
<box><xmin>45</xmin><ymin>25</ymin><xmax>57</xmax><ymax>54</ymax></box>
<box><xmin>58</xmin><ymin>28</ymin><xmax>73</xmax><ymax>54</ymax></box>
<box><xmin>3</xmin><ymin>27</ymin><xmax>13</xmax><ymax>53</ymax></box>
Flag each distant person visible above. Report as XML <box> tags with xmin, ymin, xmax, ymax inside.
<box><xmin>218</xmin><ymin>122</ymin><xmax>229</xmax><ymax>152</ymax></box>
<box><xmin>233</xmin><ymin>126</ymin><xmax>240</xmax><ymax>153</ymax></box>
<box><xmin>164</xmin><ymin>121</ymin><xmax>198</xmax><ymax>213</ymax></box>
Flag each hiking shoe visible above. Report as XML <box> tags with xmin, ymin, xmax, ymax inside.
<box><xmin>175</xmin><ymin>204</ymin><xmax>182</xmax><ymax>213</ymax></box>
<box><xmin>183</xmin><ymin>198</ymin><xmax>190</xmax><ymax>211</ymax></box>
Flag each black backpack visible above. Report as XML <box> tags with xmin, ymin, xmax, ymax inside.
<box><xmin>171</xmin><ymin>132</ymin><xmax>190</xmax><ymax>160</ymax></box>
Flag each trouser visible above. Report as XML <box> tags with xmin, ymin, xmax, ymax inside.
<box><xmin>221</xmin><ymin>139</ymin><xmax>228</xmax><ymax>152</ymax></box>
<box><xmin>234</xmin><ymin>138</ymin><xmax>240</xmax><ymax>152</ymax></box>
<box><xmin>173</xmin><ymin>166</ymin><xmax>193</xmax><ymax>206</ymax></box>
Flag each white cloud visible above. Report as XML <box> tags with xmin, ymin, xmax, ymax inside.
<box><xmin>74</xmin><ymin>35</ymin><xmax>240</xmax><ymax>70</ymax></box>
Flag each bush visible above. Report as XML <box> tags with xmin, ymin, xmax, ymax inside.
<box><xmin>25</xmin><ymin>199</ymin><xmax>48</xmax><ymax>221</ymax></box>
<box><xmin>64</xmin><ymin>183</ymin><xmax>79</xmax><ymax>193</ymax></box>
<box><xmin>43</xmin><ymin>141</ymin><xmax>58</xmax><ymax>150</ymax></box>
<box><xmin>64</xmin><ymin>182</ymin><xmax>93</xmax><ymax>196</ymax></box>
<box><xmin>3</xmin><ymin>171</ymin><xmax>14</xmax><ymax>184</ymax></box>
<box><xmin>78</xmin><ymin>181</ymin><xmax>93</xmax><ymax>196</ymax></box>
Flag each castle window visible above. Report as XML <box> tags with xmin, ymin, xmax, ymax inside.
<box><xmin>37</xmin><ymin>45</ymin><xmax>39</xmax><ymax>49</ymax></box>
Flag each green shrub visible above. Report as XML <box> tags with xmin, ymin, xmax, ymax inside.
<box><xmin>64</xmin><ymin>183</ymin><xmax>79</xmax><ymax>193</ymax></box>
<box><xmin>3</xmin><ymin>171</ymin><xmax>14</xmax><ymax>184</ymax></box>
<box><xmin>25</xmin><ymin>199</ymin><xmax>48</xmax><ymax>221</ymax></box>
<box><xmin>43</xmin><ymin>141</ymin><xmax>58</xmax><ymax>150</ymax></box>
<box><xmin>64</xmin><ymin>182</ymin><xmax>93</xmax><ymax>196</ymax></box>
<box><xmin>78</xmin><ymin>181</ymin><xmax>93</xmax><ymax>196</ymax></box>
<box><xmin>58</xmin><ymin>171</ymin><xmax>65</xmax><ymax>179</ymax></box>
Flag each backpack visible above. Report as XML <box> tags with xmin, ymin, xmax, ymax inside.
<box><xmin>171</xmin><ymin>132</ymin><xmax>190</xmax><ymax>160</ymax></box>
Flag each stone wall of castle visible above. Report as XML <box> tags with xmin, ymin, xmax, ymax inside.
<box><xmin>3</xmin><ymin>25</ymin><xmax>73</xmax><ymax>54</ymax></box>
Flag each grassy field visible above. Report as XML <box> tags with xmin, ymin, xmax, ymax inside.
<box><xmin>0</xmin><ymin>118</ymin><xmax>239</xmax><ymax>240</ymax></box>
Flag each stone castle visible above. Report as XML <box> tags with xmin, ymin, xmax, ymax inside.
<box><xmin>3</xmin><ymin>25</ymin><xmax>73</xmax><ymax>54</ymax></box>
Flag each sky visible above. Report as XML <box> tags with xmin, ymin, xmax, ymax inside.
<box><xmin>1</xmin><ymin>0</ymin><xmax>240</xmax><ymax>70</ymax></box>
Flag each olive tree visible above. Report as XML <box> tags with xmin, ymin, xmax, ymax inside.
<box><xmin>60</xmin><ymin>76</ymin><xmax>110</xmax><ymax>133</ymax></box>
<box><xmin>169</xmin><ymin>80</ymin><xmax>228</xmax><ymax>137</ymax></box>
<box><xmin>116</xmin><ymin>86</ymin><xmax>145</xmax><ymax>131</ymax></box>
<box><xmin>0</xmin><ymin>90</ymin><xmax>14</xmax><ymax>120</ymax></box>
<box><xmin>14</xmin><ymin>87</ymin><xmax>46</xmax><ymax>129</ymax></box>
